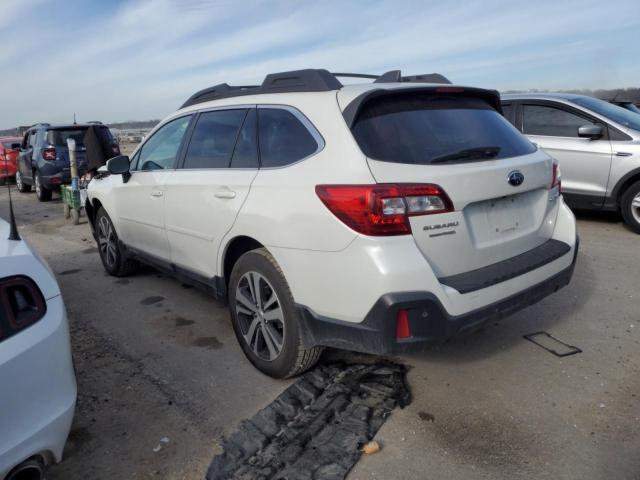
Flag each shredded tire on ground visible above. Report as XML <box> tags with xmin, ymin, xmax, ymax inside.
<box><xmin>206</xmin><ymin>362</ymin><xmax>411</xmax><ymax>480</ymax></box>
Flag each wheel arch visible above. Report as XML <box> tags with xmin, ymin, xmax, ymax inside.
<box><xmin>85</xmin><ymin>197</ymin><xmax>104</xmax><ymax>233</ymax></box>
<box><xmin>221</xmin><ymin>235</ymin><xmax>265</xmax><ymax>290</ymax></box>
<box><xmin>612</xmin><ymin>167</ymin><xmax>640</xmax><ymax>204</ymax></box>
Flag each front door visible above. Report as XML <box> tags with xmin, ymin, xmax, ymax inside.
<box><xmin>164</xmin><ymin>108</ymin><xmax>258</xmax><ymax>279</ymax></box>
<box><xmin>112</xmin><ymin>115</ymin><xmax>192</xmax><ymax>260</ymax></box>
<box><xmin>18</xmin><ymin>130</ymin><xmax>37</xmax><ymax>182</ymax></box>
<box><xmin>521</xmin><ymin>102</ymin><xmax>612</xmax><ymax>207</ymax></box>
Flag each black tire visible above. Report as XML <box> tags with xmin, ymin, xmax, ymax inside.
<box><xmin>15</xmin><ymin>170</ymin><xmax>31</xmax><ymax>192</ymax></box>
<box><xmin>0</xmin><ymin>177</ymin><xmax>5</xmax><ymax>186</ymax></box>
<box><xmin>34</xmin><ymin>171</ymin><xmax>52</xmax><ymax>201</ymax></box>
<box><xmin>95</xmin><ymin>207</ymin><xmax>138</xmax><ymax>276</ymax></box>
<box><xmin>620</xmin><ymin>180</ymin><xmax>640</xmax><ymax>234</ymax></box>
<box><xmin>228</xmin><ymin>248</ymin><xmax>323</xmax><ymax>378</ymax></box>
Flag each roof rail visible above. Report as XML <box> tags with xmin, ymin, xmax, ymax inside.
<box><xmin>180</xmin><ymin>69</ymin><xmax>343</xmax><ymax>108</ymax></box>
<box><xmin>29</xmin><ymin>122</ymin><xmax>50</xmax><ymax>129</ymax></box>
<box><xmin>180</xmin><ymin>69</ymin><xmax>451</xmax><ymax>108</ymax></box>
<box><xmin>333</xmin><ymin>73</ymin><xmax>379</xmax><ymax>80</ymax></box>
<box><xmin>87</xmin><ymin>121</ymin><xmax>103</xmax><ymax>124</ymax></box>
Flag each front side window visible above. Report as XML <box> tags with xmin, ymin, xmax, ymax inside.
<box><xmin>501</xmin><ymin>103</ymin><xmax>515</xmax><ymax>124</ymax></box>
<box><xmin>572</xmin><ymin>96</ymin><xmax>640</xmax><ymax>131</ymax></box>
<box><xmin>183</xmin><ymin>109</ymin><xmax>247</xmax><ymax>169</ymax></box>
<box><xmin>352</xmin><ymin>93</ymin><xmax>536</xmax><ymax>165</ymax></box>
<box><xmin>258</xmin><ymin>108</ymin><xmax>319</xmax><ymax>168</ymax></box>
<box><xmin>137</xmin><ymin>115</ymin><xmax>191</xmax><ymax>171</ymax></box>
<box><xmin>522</xmin><ymin>104</ymin><xmax>596</xmax><ymax>137</ymax></box>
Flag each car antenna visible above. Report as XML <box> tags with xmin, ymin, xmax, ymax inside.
<box><xmin>73</xmin><ymin>112</ymin><xmax>77</xmax><ymax>125</ymax></box>
<box><xmin>4</xmin><ymin>162</ymin><xmax>20</xmax><ymax>241</ymax></box>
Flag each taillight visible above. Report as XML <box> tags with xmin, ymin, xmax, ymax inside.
<box><xmin>0</xmin><ymin>276</ymin><xmax>46</xmax><ymax>342</ymax></box>
<box><xmin>551</xmin><ymin>160</ymin><xmax>561</xmax><ymax>193</ymax></box>
<box><xmin>42</xmin><ymin>147</ymin><xmax>57</xmax><ymax>161</ymax></box>
<box><xmin>315</xmin><ymin>183</ymin><xmax>453</xmax><ymax>236</ymax></box>
<box><xmin>112</xmin><ymin>144</ymin><xmax>120</xmax><ymax>155</ymax></box>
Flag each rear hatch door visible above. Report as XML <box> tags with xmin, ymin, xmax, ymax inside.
<box><xmin>47</xmin><ymin>127</ymin><xmax>89</xmax><ymax>172</ymax></box>
<box><xmin>346</xmin><ymin>88</ymin><xmax>560</xmax><ymax>278</ymax></box>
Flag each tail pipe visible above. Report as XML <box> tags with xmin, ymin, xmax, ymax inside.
<box><xmin>6</xmin><ymin>458</ymin><xmax>45</xmax><ymax>480</ymax></box>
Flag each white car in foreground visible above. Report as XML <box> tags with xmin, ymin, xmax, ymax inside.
<box><xmin>0</xmin><ymin>216</ymin><xmax>76</xmax><ymax>479</ymax></box>
<box><xmin>87</xmin><ymin>69</ymin><xmax>578</xmax><ymax>378</ymax></box>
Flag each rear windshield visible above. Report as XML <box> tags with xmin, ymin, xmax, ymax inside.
<box><xmin>46</xmin><ymin>127</ymin><xmax>114</xmax><ymax>146</ymax></box>
<box><xmin>351</xmin><ymin>94</ymin><xmax>536</xmax><ymax>165</ymax></box>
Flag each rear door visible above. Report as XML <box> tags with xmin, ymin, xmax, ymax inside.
<box><xmin>112</xmin><ymin>115</ymin><xmax>192</xmax><ymax>259</ymax></box>
<box><xmin>520</xmin><ymin>101</ymin><xmax>612</xmax><ymax>207</ymax></box>
<box><xmin>164</xmin><ymin>107</ymin><xmax>258</xmax><ymax>279</ymax></box>
<box><xmin>348</xmin><ymin>91</ymin><xmax>558</xmax><ymax>278</ymax></box>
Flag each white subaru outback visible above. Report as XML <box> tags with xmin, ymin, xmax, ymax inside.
<box><xmin>86</xmin><ymin>69</ymin><xmax>578</xmax><ymax>378</ymax></box>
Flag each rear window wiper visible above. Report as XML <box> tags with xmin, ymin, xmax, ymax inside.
<box><xmin>430</xmin><ymin>146</ymin><xmax>501</xmax><ymax>164</ymax></box>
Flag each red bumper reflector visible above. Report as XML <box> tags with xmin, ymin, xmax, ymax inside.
<box><xmin>396</xmin><ymin>309</ymin><xmax>411</xmax><ymax>339</ymax></box>
<box><xmin>50</xmin><ymin>177</ymin><xmax>61</xmax><ymax>184</ymax></box>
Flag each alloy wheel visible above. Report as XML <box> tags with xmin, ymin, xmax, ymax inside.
<box><xmin>34</xmin><ymin>173</ymin><xmax>41</xmax><ymax>197</ymax></box>
<box><xmin>632</xmin><ymin>192</ymin><xmax>640</xmax><ymax>224</ymax></box>
<box><xmin>235</xmin><ymin>271</ymin><xmax>285</xmax><ymax>361</ymax></box>
<box><xmin>97</xmin><ymin>216</ymin><xmax>117</xmax><ymax>268</ymax></box>
<box><xmin>15</xmin><ymin>171</ymin><xmax>22</xmax><ymax>190</ymax></box>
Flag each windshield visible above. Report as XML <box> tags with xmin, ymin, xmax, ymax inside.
<box><xmin>351</xmin><ymin>93</ymin><xmax>536</xmax><ymax>165</ymax></box>
<box><xmin>572</xmin><ymin>97</ymin><xmax>640</xmax><ymax>131</ymax></box>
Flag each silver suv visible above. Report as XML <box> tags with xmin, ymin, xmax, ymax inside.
<box><xmin>502</xmin><ymin>93</ymin><xmax>640</xmax><ymax>233</ymax></box>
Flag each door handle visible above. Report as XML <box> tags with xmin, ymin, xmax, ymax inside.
<box><xmin>151</xmin><ymin>191</ymin><xmax>164</xmax><ymax>197</ymax></box>
<box><xmin>214</xmin><ymin>189</ymin><xmax>236</xmax><ymax>199</ymax></box>
<box><xmin>615</xmin><ymin>152</ymin><xmax>632</xmax><ymax>157</ymax></box>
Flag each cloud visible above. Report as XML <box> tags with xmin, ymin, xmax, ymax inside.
<box><xmin>1</xmin><ymin>0</ymin><xmax>638</xmax><ymax>128</ymax></box>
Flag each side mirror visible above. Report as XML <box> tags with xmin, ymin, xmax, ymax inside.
<box><xmin>10</xmin><ymin>143</ymin><xmax>21</xmax><ymax>150</ymax></box>
<box><xmin>107</xmin><ymin>155</ymin><xmax>131</xmax><ymax>182</ymax></box>
<box><xmin>578</xmin><ymin>124</ymin><xmax>603</xmax><ymax>140</ymax></box>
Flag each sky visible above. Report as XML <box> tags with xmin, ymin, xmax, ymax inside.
<box><xmin>1</xmin><ymin>0</ymin><xmax>639</xmax><ymax>129</ymax></box>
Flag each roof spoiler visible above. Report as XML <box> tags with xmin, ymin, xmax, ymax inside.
<box><xmin>341</xmin><ymin>86</ymin><xmax>502</xmax><ymax>128</ymax></box>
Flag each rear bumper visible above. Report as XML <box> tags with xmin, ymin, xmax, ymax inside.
<box><xmin>298</xmin><ymin>237</ymin><xmax>578</xmax><ymax>355</ymax></box>
<box><xmin>39</xmin><ymin>167</ymin><xmax>87</xmax><ymax>189</ymax></box>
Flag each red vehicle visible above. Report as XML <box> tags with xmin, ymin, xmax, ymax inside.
<box><xmin>0</xmin><ymin>136</ymin><xmax>22</xmax><ymax>185</ymax></box>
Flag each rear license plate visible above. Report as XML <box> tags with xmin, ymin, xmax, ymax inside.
<box><xmin>487</xmin><ymin>196</ymin><xmax>520</xmax><ymax>233</ymax></box>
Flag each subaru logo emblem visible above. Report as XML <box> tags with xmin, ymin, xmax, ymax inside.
<box><xmin>508</xmin><ymin>170</ymin><xmax>524</xmax><ymax>186</ymax></box>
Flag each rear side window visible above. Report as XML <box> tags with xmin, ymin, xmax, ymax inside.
<box><xmin>258</xmin><ymin>108</ymin><xmax>318</xmax><ymax>168</ymax></box>
<box><xmin>522</xmin><ymin>104</ymin><xmax>596</xmax><ymax>137</ymax></box>
<box><xmin>183</xmin><ymin>109</ymin><xmax>247</xmax><ymax>169</ymax></box>
<box><xmin>28</xmin><ymin>131</ymin><xmax>38</xmax><ymax>148</ymax></box>
<box><xmin>351</xmin><ymin>94</ymin><xmax>536</xmax><ymax>165</ymax></box>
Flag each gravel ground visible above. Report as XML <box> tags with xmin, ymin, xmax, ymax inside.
<box><xmin>1</xmin><ymin>184</ymin><xmax>638</xmax><ymax>480</ymax></box>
